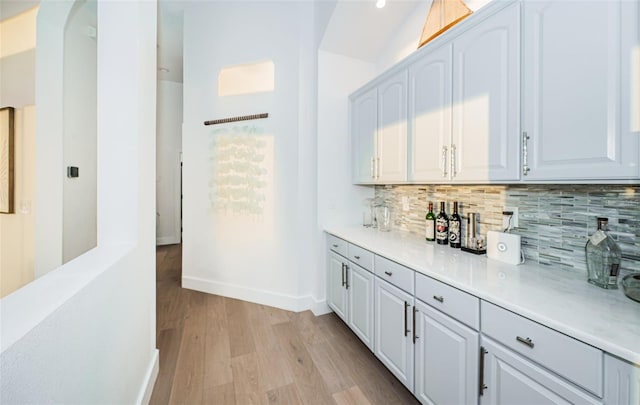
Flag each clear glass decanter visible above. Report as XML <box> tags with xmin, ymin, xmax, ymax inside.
<box><xmin>585</xmin><ymin>217</ymin><xmax>621</xmax><ymax>289</ymax></box>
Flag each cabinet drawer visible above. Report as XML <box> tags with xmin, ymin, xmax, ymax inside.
<box><xmin>374</xmin><ymin>255</ymin><xmax>414</xmax><ymax>294</ymax></box>
<box><xmin>481</xmin><ymin>301</ymin><xmax>603</xmax><ymax>397</ymax></box>
<box><xmin>415</xmin><ymin>273</ymin><xmax>479</xmax><ymax>330</ymax></box>
<box><xmin>348</xmin><ymin>243</ymin><xmax>374</xmax><ymax>271</ymax></box>
<box><xmin>327</xmin><ymin>234</ymin><xmax>348</xmax><ymax>257</ymax></box>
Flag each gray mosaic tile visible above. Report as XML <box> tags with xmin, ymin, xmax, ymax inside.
<box><xmin>376</xmin><ymin>184</ymin><xmax>640</xmax><ymax>274</ymax></box>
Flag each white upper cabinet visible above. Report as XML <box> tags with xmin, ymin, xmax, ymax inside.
<box><xmin>522</xmin><ymin>0</ymin><xmax>640</xmax><ymax>180</ymax></box>
<box><xmin>351</xmin><ymin>88</ymin><xmax>378</xmax><ymax>184</ymax></box>
<box><xmin>409</xmin><ymin>44</ymin><xmax>452</xmax><ymax>182</ymax></box>
<box><xmin>377</xmin><ymin>71</ymin><xmax>408</xmax><ymax>182</ymax></box>
<box><xmin>451</xmin><ymin>2</ymin><xmax>521</xmax><ymax>182</ymax></box>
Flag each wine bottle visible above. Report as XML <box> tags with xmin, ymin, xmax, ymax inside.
<box><xmin>436</xmin><ymin>202</ymin><xmax>449</xmax><ymax>245</ymax></box>
<box><xmin>449</xmin><ymin>202</ymin><xmax>461</xmax><ymax>248</ymax></box>
<box><xmin>425</xmin><ymin>202</ymin><xmax>435</xmax><ymax>242</ymax></box>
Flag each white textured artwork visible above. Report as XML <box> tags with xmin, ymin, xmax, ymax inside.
<box><xmin>209</xmin><ymin>125</ymin><xmax>270</xmax><ymax>216</ymax></box>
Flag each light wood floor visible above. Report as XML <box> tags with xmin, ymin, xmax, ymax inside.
<box><xmin>150</xmin><ymin>244</ymin><xmax>419</xmax><ymax>405</ymax></box>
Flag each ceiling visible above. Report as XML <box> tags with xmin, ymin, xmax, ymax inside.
<box><xmin>2</xmin><ymin>0</ymin><xmax>432</xmax><ymax>84</ymax></box>
<box><xmin>319</xmin><ymin>0</ymin><xmax>423</xmax><ymax>62</ymax></box>
<box><xmin>156</xmin><ymin>0</ymin><xmax>426</xmax><ymax>83</ymax></box>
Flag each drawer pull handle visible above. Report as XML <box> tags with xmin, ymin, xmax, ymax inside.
<box><xmin>354</xmin><ymin>255</ymin><xmax>361</xmax><ymax>259</ymax></box>
<box><xmin>384</xmin><ymin>271</ymin><xmax>393</xmax><ymax>276</ymax></box>
<box><xmin>433</xmin><ymin>295</ymin><xmax>444</xmax><ymax>303</ymax></box>
<box><xmin>516</xmin><ymin>336</ymin><xmax>534</xmax><ymax>348</ymax></box>
<box><xmin>332</xmin><ymin>244</ymin><xmax>338</xmax><ymax>248</ymax></box>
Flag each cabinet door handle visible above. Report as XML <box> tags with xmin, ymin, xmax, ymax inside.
<box><xmin>384</xmin><ymin>271</ymin><xmax>393</xmax><ymax>276</ymax></box>
<box><xmin>522</xmin><ymin>132</ymin><xmax>531</xmax><ymax>176</ymax></box>
<box><xmin>516</xmin><ymin>336</ymin><xmax>534</xmax><ymax>348</ymax></box>
<box><xmin>376</xmin><ymin>157</ymin><xmax>380</xmax><ymax>179</ymax></box>
<box><xmin>433</xmin><ymin>295</ymin><xmax>444</xmax><ymax>303</ymax></box>
<box><xmin>404</xmin><ymin>301</ymin><xmax>410</xmax><ymax>337</ymax></box>
<box><xmin>332</xmin><ymin>244</ymin><xmax>338</xmax><ymax>248</ymax></box>
<box><xmin>370</xmin><ymin>157</ymin><xmax>375</xmax><ymax>179</ymax></box>
<box><xmin>479</xmin><ymin>347</ymin><xmax>488</xmax><ymax>396</ymax></box>
<box><xmin>451</xmin><ymin>144</ymin><xmax>457</xmax><ymax>177</ymax></box>
<box><xmin>412</xmin><ymin>306</ymin><xmax>418</xmax><ymax>344</ymax></box>
<box><xmin>354</xmin><ymin>255</ymin><xmax>360</xmax><ymax>260</ymax></box>
<box><xmin>345</xmin><ymin>265</ymin><xmax>349</xmax><ymax>290</ymax></box>
<box><xmin>442</xmin><ymin>146</ymin><xmax>448</xmax><ymax>177</ymax></box>
<box><xmin>341</xmin><ymin>263</ymin><xmax>345</xmax><ymax>287</ymax></box>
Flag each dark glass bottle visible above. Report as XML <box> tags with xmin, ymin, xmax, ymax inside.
<box><xmin>425</xmin><ymin>202</ymin><xmax>436</xmax><ymax>242</ymax></box>
<box><xmin>436</xmin><ymin>202</ymin><xmax>449</xmax><ymax>245</ymax></box>
<box><xmin>449</xmin><ymin>202</ymin><xmax>461</xmax><ymax>248</ymax></box>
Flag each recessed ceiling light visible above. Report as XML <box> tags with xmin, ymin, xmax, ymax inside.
<box><xmin>376</xmin><ymin>0</ymin><xmax>386</xmax><ymax>8</ymax></box>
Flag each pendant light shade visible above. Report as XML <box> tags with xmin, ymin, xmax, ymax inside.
<box><xmin>418</xmin><ymin>0</ymin><xmax>472</xmax><ymax>48</ymax></box>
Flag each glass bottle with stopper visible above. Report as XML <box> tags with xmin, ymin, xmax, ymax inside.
<box><xmin>585</xmin><ymin>217</ymin><xmax>621</xmax><ymax>289</ymax></box>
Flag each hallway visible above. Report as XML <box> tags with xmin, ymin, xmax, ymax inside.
<box><xmin>150</xmin><ymin>244</ymin><xmax>418</xmax><ymax>404</ymax></box>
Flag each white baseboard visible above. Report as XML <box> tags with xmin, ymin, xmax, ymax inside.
<box><xmin>136</xmin><ymin>349</ymin><xmax>159</xmax><ymax>405</ymax></box>
<box><xmin>156</xmin><ymin>236</ymin><xmax>180</xmax><ymax>246</ymax></box>
<box><xmin>182</xmin><ymin>276</ymin><xmax>318</xmax><ymax>313</ymax></box>
<box><xmin>311</xmin><ymin>298</ymin><xmax>332</xmax><ymax>316</ymax></box>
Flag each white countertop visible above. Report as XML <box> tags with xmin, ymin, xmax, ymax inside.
<box><xmin>325</xmin><ymin>226</ymin><xmax>640</xmax><ymax>365</ymax></box>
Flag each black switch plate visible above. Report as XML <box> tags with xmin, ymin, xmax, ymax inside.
<box><xmin>67</xmin><ymin>166</ymin><xmax>79</xmax><ymax>178</ymax></box>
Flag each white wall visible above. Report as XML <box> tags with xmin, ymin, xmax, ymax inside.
<box><xmin>0</xmin><ymin>106</ymin><xmax>35</xmax><ymax>298</ymax></box>
<box><xmin>182</xmin><ymin>1</ymin><xmax>320</xmax><ymax>312</ymax></box>
<box><xmin>315</xmin><ymin>50</ymin><xmax>376</xmax><ymax>305</ymax></box>
<box><xmin>156</xmin><ymin>80</ymin><xmax>183</xmax><ymax>246</ymax></box>
<box><xmin>62</xmin><ymin>0</ymin><xmax>97</xmax><ymax>263</ymax></box>
<box><xmin>1</xmin><ymin>1</ymin><xmax>158</xmax><ymax>402</ymax></box>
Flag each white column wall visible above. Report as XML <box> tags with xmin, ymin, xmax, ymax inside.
<box><xmin>0</xmin><ymin>1</ymin><xmax>158</xmax><ymax>403</ymax></box>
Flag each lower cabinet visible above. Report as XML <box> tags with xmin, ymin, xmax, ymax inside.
<box><xmin>347</xmin><ymin>263</ymin><xmax>375</xmax><ymax>350</ymax></box>
<box><xmin>414</xmin><ymin>300</ymin><xmax>479</xmax><ymax>405</ymax></box>
<box><xmin>327</xmin><ymin>248</ymin><xmax>375</xmax><ymax>351</ymax></box>
<box><xmin>374</xmin><ymin>277</ymin><xmax>415</xmax><ymax>391</ymax></box>
<box><xmin>604</xmin><ymin>354</ymin><xmax>640</xmax><ymax>405</ymax></box>
<box><xmin>327</xmin><ymin>250</ymin><xmax>348</xmax><ymax>322</ymax></box>
<box><xmin>480</xmin><ymin>337</ymin><xmax>603</xmax><ymax>405</ymax></box>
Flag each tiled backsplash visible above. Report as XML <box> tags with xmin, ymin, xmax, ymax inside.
<box><xmin>375</xmin><ymin>185</ymin><xmax>640</xmax><ymax>273</ymax></box>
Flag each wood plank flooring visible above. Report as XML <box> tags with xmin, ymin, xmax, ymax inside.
<box><xmin>150</xmin><ymin>244</ymin><xmax>418</xmax><ymax>405</ymax></box>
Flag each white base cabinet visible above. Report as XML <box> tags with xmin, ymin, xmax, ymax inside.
<box><xmin>414</xmin><ymin>299</ymin><xmax>479</xmax><ymax>405</ymax></box>
<box><xmin>327</xmin><ymin>250</ymin><xmax>348</xmax><ymax>322</ymax></box>
<box><xmin>347</xmin><ymin>263</ymin><xmax>375</xmax><ymax>350</ymax></box>
<box><xmin>327</xmin><ymin>241</ymin><xmax>375</xmax><ymax>351</ymax></box>
<box><xmin>374</xmin><ymin>277</ymin><xmax>414</xmax><ymax>392</ymax></box>
<box><xmin>480</xmin><ymin>337</ymin><xmax>603</xmax><ymax>405</ymax></box>
<box><xmin>604</xmin><ymin>354</ymin><xmax>640</xmax><ymax>405</ymax></box>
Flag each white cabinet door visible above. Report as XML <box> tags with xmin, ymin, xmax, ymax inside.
<box><xmin>377</xmin><ymin>71</ymin><xmax>408</xmax><ymax>182</ymax></box>
<box><xmin>414</xmin><ymin>300</ymin><xmax>479</xmax><ymax>405</ymax></box>
<box><xmin>522</xmin><ymin>0</ymin><xmax>639</xmax><ymax>180</ymax></box>
<box><xmin>452</xmin><ymin>2</ymin><xmax>520</xmax><ymax>182</ymax></box>
<box><xmin>327</xmin><ymin>251</ymin><xmax>348</xmax><ymax>323</ymax></box>
<box><xmin>409</xmin><ymin>44</ymin><xmax>452</xmax><ymax>182</ymax></box>
<box><xmin>604</xmin><ymin>354</ymin><xmax>640</xmax><ymax>405</ymax></box>
<box><xmin>375</xmin><ymin>277</ymin><xmax>414</xmax><ymax>391</ymax></box>
<box><xmin>351</xmin><ymin>88</ymin><xmax>378</xmax><ymax>184</ymax></box>
<box><xmin>347</xmin><ymin>263</ymin><xmax>374</xmax><ymax>351</ymax></box>
<box><xmin>481</xmin><ymin>337</ymin><xmax>603</xmax><ymax>405</ymax></box>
